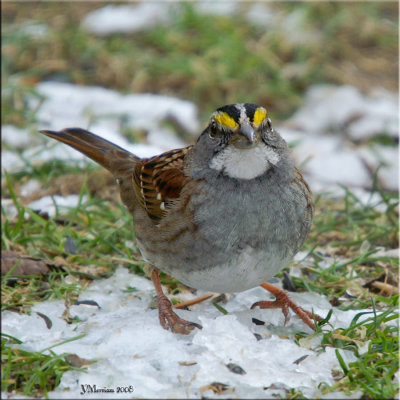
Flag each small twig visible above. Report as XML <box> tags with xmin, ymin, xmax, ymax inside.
<box><xmin>173</xmin><ymin>293</ymin><xmax>214</xmax><ymax>309</ymax></box>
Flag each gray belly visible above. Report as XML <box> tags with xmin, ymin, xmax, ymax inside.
<box><xmin>166</xmin><ymin>247</ymin><xmax>291</xmax><ymax>292</ymax></box>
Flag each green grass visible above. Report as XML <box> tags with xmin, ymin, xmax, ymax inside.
<box><xmin>1</xmin><ymin>2</ymin><xmax>398</xmax><ymax>398</ymax></box>
<box><xmin>315</xmin><ymin>306</ymin><xmax>399</xmax><ymax>399</ymax></box>
<box><xmin>281</xmin><ymin>184</ymin><xmax>399</xmax><ymax>308</ymax></box>
<box><xmin>1</xmin><ymin>333</ymin><xmax>89</xmax><ymax>398</ymax></box>
<box><xmin>2</xmin><ymin>169</ymin><xmax>140</xmax><ymax>311</ymax></box>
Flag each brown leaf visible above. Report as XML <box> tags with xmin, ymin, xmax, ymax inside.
<box><xmin>200</xmin><ymin>382</ymin><xmax>233</xmax><ymax>395</ymax></box>
<box><xmin>65</xmin><ymin>354</ymin><xmax>92</xmax><ymax>367</ymax></box>
<box><xmin>1</xmin><ymin>251</ymin><xmax>49</xmax><ymax>276</ymax></box>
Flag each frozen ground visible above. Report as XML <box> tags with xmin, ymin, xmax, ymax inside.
<box><xmin>1</xmin><ymin>80</ymin><xmax>398</xmax><ymax>398</ymax></box>
<box><xmin>3</xmin><ymin>267</ymin><xmax>366</xmax><ymax>399</ymax></box>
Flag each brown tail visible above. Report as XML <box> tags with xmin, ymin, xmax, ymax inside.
<box><xmin>40</xmin><ymin>128</ymin><xmax>138</xmax><ymax>176</ymax></box>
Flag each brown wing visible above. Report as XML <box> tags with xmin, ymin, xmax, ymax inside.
<box><xmin>133</xmin><ymin>146</ymin><xmax>193</xmax><ymax>222</ymax></box>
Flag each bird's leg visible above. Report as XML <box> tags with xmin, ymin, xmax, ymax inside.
<box><xmin>251</xmin><ymin>282</ymin><xmax>322</xmax><ymax>330</ymax></box>
<box><xmin>150</xmin><ymin>268</ymin><xmax>202</xmax><ymax>335</ymax></box>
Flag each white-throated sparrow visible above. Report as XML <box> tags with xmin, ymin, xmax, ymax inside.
<box><xmin>40</xmin><ymin>103</ymin><xmax>322</xmax><ymax>334</ymax></box>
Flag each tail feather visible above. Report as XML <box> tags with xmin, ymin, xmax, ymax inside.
<box><xmin>40</xmin><ymin>128</ymin><xmax>138</xmax><ymax>176</ymax></box>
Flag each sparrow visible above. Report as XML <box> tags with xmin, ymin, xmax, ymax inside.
<box><xmin>40</xmin><ymin>103</ymin><xmax>322</xmax><ymax>334</ymax></box>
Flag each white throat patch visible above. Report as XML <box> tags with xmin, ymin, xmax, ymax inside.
<box><xmin>209</xmin><ymin>145</ymin><xmax>280</xmax><ymax>180</ymax></box>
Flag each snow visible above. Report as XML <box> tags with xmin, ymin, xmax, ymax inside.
<box><xmin>282</xmin><ymin>85</ymin><xmax>399</xmax><ymax>192</ymax></box>
<box><xmin>32</xmin><ymin>81</ymin><xmax>199</xmax><ymax>136</ymax></box>
<box><xmin>2</xmin><ymin>267</ymin><xmax>366</xmax><ymax>399</ymax></box>
<box><xmin>194</xmin><ymin>1</ymin><xmax>239</xmax><ymax>17</ymax></box>
<box><xmin>347</xmin><ymin>90</ymin><xmax>399</xmax><ymax>140</ymax></box>
<box><xmin>287</xmin><ymin>85</ymin><xmax>398</xmax><ymax>141</ymax></box>
<box><xmin>285</xmin><ymin>133</ymin><xmax>371</xmax><ymax>189</ymax></box>
<box><xmin>147</xmin><ymin>127</ymin><xmax>187</xmax><ymax>151</ymax></box>
<box><xmin>358</xmin><ymin>145</ymin><xmax>399</xmax><ymax>192</ymax></box>
<box><xmin>246</xmin><ymin>4</ymin><xmax>275</xmax><ymax>26</ymax></box>
<box><xmin>81</xmin><ymin>4</ymin><xmax>172</xmax><ymax>36</ymax></box>
<box><xmin>2</xmin><ymin>150</ymin><xmax>26</xmax><ymax>172</ymax></box>
<box><xmin>2</xmin><ymin>125</ymin><xmax>38</xmax><ymax>149</ymax></box>
<box><xmin>19</xmin><ymin>179</ymin><xmax>41</xmax><ymax>198</ymax></box>
<box><xmin>1</xmin><ymin>194</ymin><xmax>89</xmax><ymax>220</ymax></box>
<box><xmin>26</xmin><ymin>195</ymin><xmax>89</xmax><ymax>217</ymax></box>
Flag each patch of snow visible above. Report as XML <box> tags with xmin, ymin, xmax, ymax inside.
<box><xmin>82</xmin><ymin>4</ymin><xmax>172</xmax><ymax>36</ymax></box>
<box><xmin>305</xmin><ymin>150</ymin><xmax>370</xmax><ymax>188</ymax></box>
<box><xmin>374</xmin><ymin>248</ymin><xmax>399</xmax><ymax>258</ymax></box>
<box><xmin>246</xmin><ymin>3</ymin><xmax>275</xmax><ymax>26</ymax></box>
<box><xmin>280</xmin><ymin>124</ymin><xmax>398</xmax><ymax>193</ymax></box>
<box><xmin>1</xmin><ymin>198</ymin><xmax>23</xmax><ymax>219</ymax></box>
<box><xmin>344</xmin><ymin>187</ymin><xmax>387</xmax><ymax>210</ymax></box>
<box><xmin>347</xmin><ymin>88</ymin><xmax>399</xmax><ymax>141</ymax></box>
<box><xmin>147</xmin><ymin>128</ymin><xmax>187</xmax><ymax>151</ymax></box>
<box><xmin>277</xmin><ymin>126</ymin><xmax>306</xmax><ymax>146</ymax></box>
<box><xmin>288</xmin><ymin>85</ymin><xmax>368</xmax><ymax>133</ymax></box>
<box><xmin>27</xmin><ymin>194</ymin><xmax>88</xmax><ymax>217</ymax></box>
<box><xmin>32</xmin><ymin>81</ymin><xmax>199</xmax><ymax>136</ymax></box>
<box><xmin>288</xmin><ymin>133</ymin><xmax>370</xmax><ymax>188</ymax></box>
<box><xmin>195</xmin><ymin>1</ymin><xmax>239</xmax><ymax>16</ymax></box>
<box><xmin>358</xmin><ymin>145</ymin><xmax>399</xmax><ymax>192</ymax></box>
<box><xmin>1</xmin><ymin>267</ymin><xmax>379</xmax><ymax>398</ymax></box>
<box><xmin>2</xmin><ymin>125</ymin><xmax>37</xmax><ymax>149</ymax></box>
<box><xmin>347</xmin><ymin>114</ymin><xmax>398</xmax><ymax>141</ymax></box>
<box><xmin>2</xmin><ymin>150</ymin><xmax>26</xmax><ymax>172</ymax></box>
<box><xmin>23</xmin><ymin>143</ymin><xmax>88</xmax><ymax>168</ymax></box>
<box><xmin>19</xmin><ymin>179</ymin><xmax>42</xmax><ymax>198</ymax></box>
<box><xmin>287</xmin><ymin>85</ymin><xmax>398</xmax><ymax>143</ymax></box>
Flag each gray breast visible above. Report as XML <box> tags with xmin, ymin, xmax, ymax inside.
<box><xmin>187</xmin><ymin>173</ymin><xmax>309</xmax><ymax>267</ymax></box>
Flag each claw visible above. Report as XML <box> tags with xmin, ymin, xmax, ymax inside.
<box><xmin>158</xmin><ymin>294</ymin><xmax>202</xmax><ymax>335</ymax></box>
<box><xmin>252</xmin><ymin>282</ymin><xmax>323</xmax><ymax>330</ymax></box>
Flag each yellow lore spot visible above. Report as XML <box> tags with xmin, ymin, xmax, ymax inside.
<box><xmin>253</xmin><ymin>107</ymin><xmax>267</xmax><ymax>127</ymax></box>
<box><xmin>214</xmin><ymin>112</ymin><xmax>238</xmax><ymax>129</ymax></box>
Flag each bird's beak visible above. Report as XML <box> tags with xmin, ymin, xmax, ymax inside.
<box><xmin>230</xmin><ymin>122</ymin><xmax>256</xmax><ymax>149</ymax></box>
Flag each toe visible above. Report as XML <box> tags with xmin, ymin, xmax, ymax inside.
<box><xmin>171</xmin><ymin>320</ymin><xmax>202</xmax><ymax>335</ymax></box>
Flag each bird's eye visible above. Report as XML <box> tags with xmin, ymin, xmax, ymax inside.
<box><xmin>209</xmin><ymin>121</ymin><xmax>218</xmax><ymax>139</ymax></box>
<box><xmin>266</xmin><ymin>118</ymin><xmax>272</xmax><ymax>129</ymax></box>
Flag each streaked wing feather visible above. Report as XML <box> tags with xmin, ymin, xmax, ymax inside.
<box><xmin>133</xmin><ymin>146</ymin><xmax>193</xmax><ymax>221</ymax></box>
